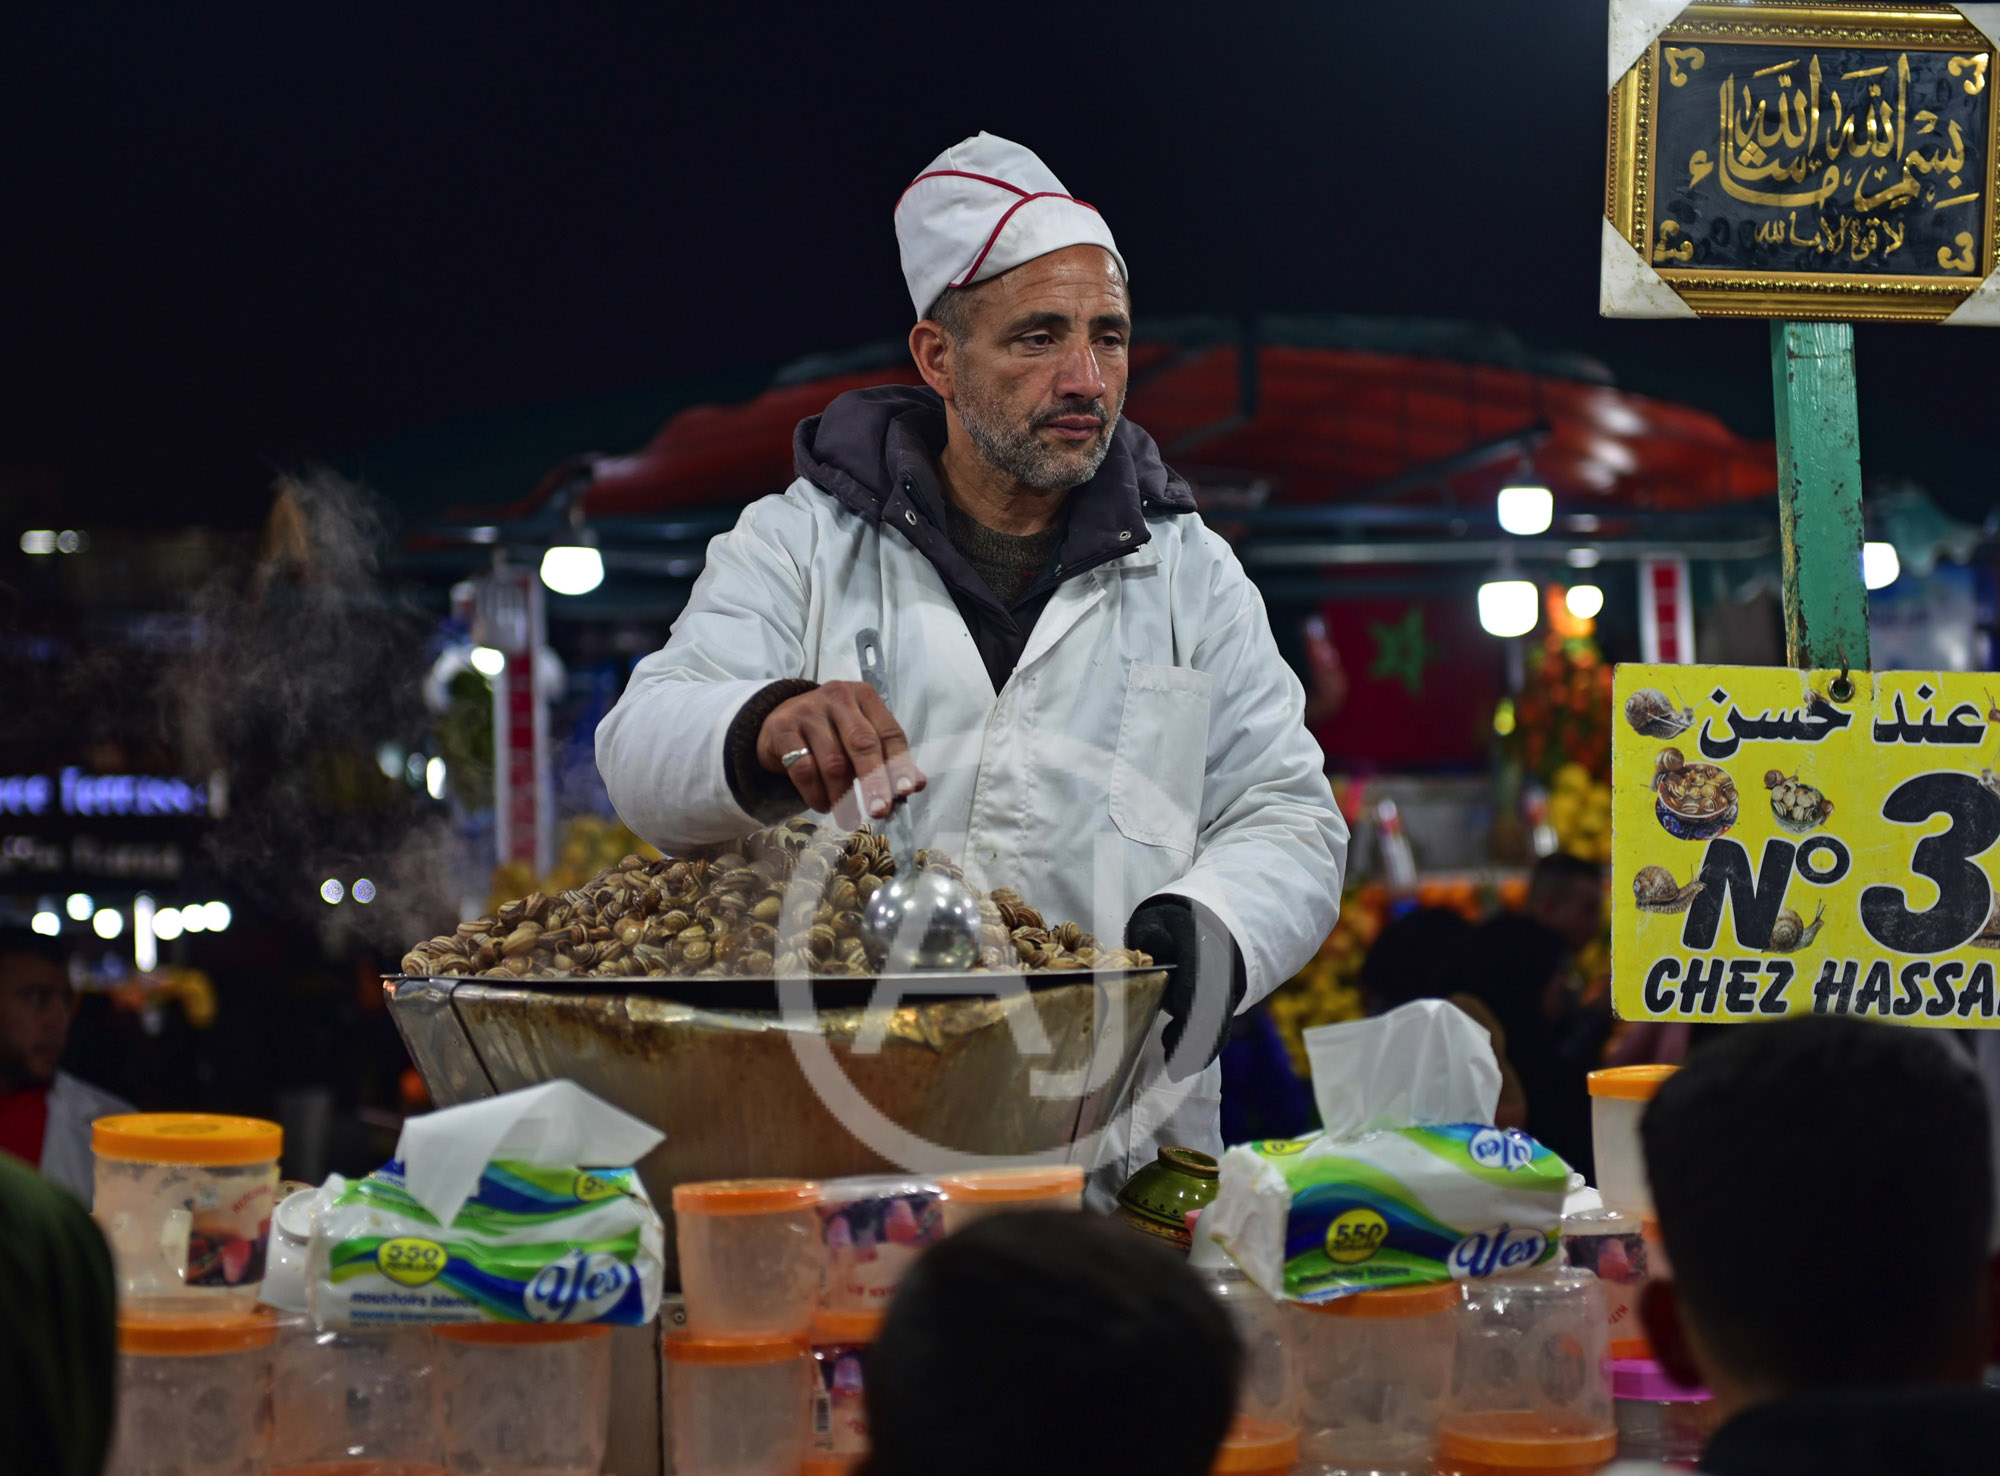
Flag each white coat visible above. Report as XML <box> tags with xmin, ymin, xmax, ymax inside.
<box><xmin>40</xmin><ymin>1071</ymin><xmax>133</xmax><ymax>1203</ymax></box>
<box><xmin>596</xmin><ymin>398</ymin><xmax>1346</xmax><ymax>1197</ymax></box>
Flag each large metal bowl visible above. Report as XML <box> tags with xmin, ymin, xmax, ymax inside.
<box><xmin>385</xmin><ymin>968</ymin><xmax>1168</xmax><ymax>1281</ymax></box>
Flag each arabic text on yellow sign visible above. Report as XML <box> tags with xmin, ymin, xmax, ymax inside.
<box><xmin>1612</xmin><ymin>666</ymin><xmax>2000</xmax><ymax>1028</ymax></box>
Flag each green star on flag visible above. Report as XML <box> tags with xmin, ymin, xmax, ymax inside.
<box><xmin>1367</xmin><ymin>606</ymin><xmax>1441</xmax><ymax>698</ymax></box>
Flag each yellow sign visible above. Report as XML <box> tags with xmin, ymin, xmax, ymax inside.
<box><xmin>1613</xmin><ymin>666</ymin><xmax>2000</xmax><ymax>1026</ymax></box>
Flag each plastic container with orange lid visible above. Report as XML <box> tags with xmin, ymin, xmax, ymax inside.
<box><xmin>1438</xmin><ymin>1268</ymin><xmax>1615</xmax><ymax>1476</ymax></box>
<box><xmin>664</xmin><ymin>1329</ymin><xmax>812</xmax><ymax>1476</ymax></box>
<box><xmin>106</xmin><ymin>1312</ymin><xmax>278</xmax><ymax>1476</ymax></box>
<box><xmin>268</xmin><ymin>1314</ymin><xmax>444</xmax><ymax>1476</ymax></box>
<box><xmin>92</xmin><ymin>1112</ymin><xmax>282</xmax><ymax>1315</ymax></box>
<box><xmin>809</xmin><ymin>1308</ymin><xmax>884</xmax><ymax>1461</ymax></box>
<box><xmin>674</xmin><ymin>1178</ymin><xmax>823</xmax><ymax>1337</ymax></box>
<box><xmin>1294</xmin><ymin>1280</ymin><xmax>1464</xmax><ymax>1474</ymax></box>
<box><xmin>1211</xmin><ymin>1417</ymin><xmax>1301</xmax><ymax>1475</ymax></box>
<box><xmin>434</xmin><ymin>1322</ymin><xmax>610</xmax><ymax>1476</ymax></box>
<box><xmin>1587</xmin><ymin>1065</ymin><xmax>1678</xmax><ymax>1217</ymax></box>
<box><xmin>936</xmin><ymin>1163</ymin><xmax>1085</xmax><ymax>1234</ymax></box>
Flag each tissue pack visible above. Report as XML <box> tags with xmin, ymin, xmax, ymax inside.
<box><xmin>309</xmin><ymin>1158</ymin><xmax>664</xmax><ymax>1328</ymax></box>
<box><xmin>1211</xmin><ymin>1125</ymin><xmax>1568</xmax><ymax>1304</ymax></box>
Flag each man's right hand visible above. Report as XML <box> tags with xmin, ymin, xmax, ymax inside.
<box><xmin>756</xmin><ymin>681</ymin><xmax>926</xmax><ymax>820</ymax></box>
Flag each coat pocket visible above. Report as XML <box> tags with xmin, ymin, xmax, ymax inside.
<box><xmin>1108</xmin><ymin>660</ymin><xmax>1213</xmax><ymax>855</ymax></box>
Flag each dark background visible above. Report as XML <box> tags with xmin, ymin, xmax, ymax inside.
<box><xmin>1</xmin><ymin>1</ymin><xmax>1993</xmax><ymax>532</ymax></box>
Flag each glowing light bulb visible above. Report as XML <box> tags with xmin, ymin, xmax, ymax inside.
<box><xmin>66</xmin><ymin>893</ymin><xmax>94</xmax><ymax>921</ymax></box>
<box><xmin>1863</xmin><ymin>542</ymin><xmax>1900</xmax><ymax>590</ymax></box>
<box><xmin>153</xmin><ymin>908</ymin><xmax>184</xmax><ymax>941</ymax></box>
<box><xmin>469</xmin><ymin>646</ymin><xmax>506</xmax><ymax>677</ymax></box>
<box><xmin>1478</xmin><ymin>580</ymin><xmax>1540</xmax><ymax>638</ymax></box>
<box><xmin>1565</xmin><ymin>584</ymin><xmax>1605</xmax><ymax>619</ymax></box>
<box><xmin>92</xmin><ymin>907</ymin><xmax>123</xmax><ymax>940</ymax></box>
<box><xmin>1497</xmin><ymin>485</ymin><xmax>1553</xmax><ymax>536</ymax></box>
<box><xmin>540</xmin><ymin>545</ymin><xmax>605</xmax><ymax>597</ymax></box>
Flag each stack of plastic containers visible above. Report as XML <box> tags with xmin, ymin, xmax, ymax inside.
<box><xmin>1296</xmin><ymin>1281</ymin><xmax>1464</xmax><ymax>1475</ymax></box>
<box><xmin>936</xmin><ymin>1163</ymin><xmax>1085</xmax><ymax>1232</ymax></box>
<box><xmin>436</xmin><ymin>1323</ymin><xmax>612</xmax><ymax>1475</ymax></box>
<box><xmin>668</xmin><ymin>1178</ymin><xmax>824</xmax><ymax>1476</ymax></box>
<box><xmin>94</xmin><ymin>1113</ymin><xmax>285</xmax><ymax>1476</ymax></box>
<box><xmin>1582</xmin><ymin>1065</ymin><xmax>1718</xmax><ymax>1461</ymax></box>
<box><xmin>1187</xmin><ymin>1209</ymin><xmax>1300</xmax><ymax>1465</ymax></box>
<box><xmin>1434</xmin><ymin>1268</ymin><xmax>1617</xmax><ymax>1476</ymax></box>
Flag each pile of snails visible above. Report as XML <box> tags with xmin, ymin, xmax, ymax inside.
<box><xmin>1764</xmin><ymin>770</ymin><xmax>1834</xmax><ymax>834</ymax></box>
<box><xmin>1652</xmin><ymin>748</ymin><xmax>1736</xmax><ymax>818</ymax></box>
<box><xmin>399</xmin><ymin>817</ymin><xmax>1153</xmax><ymax>980</ymax></box>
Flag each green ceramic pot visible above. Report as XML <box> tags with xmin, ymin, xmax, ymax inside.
<box><xmin>1113</xmin><ymin>1146</ymin><xmax>1219</xmax><ymax>1252</ymax></box>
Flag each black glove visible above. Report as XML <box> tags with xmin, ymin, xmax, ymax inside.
<box><xmin>1125</xmin><ymin>896</ymin><xmax>1248</xmax><ymax>1080</ymax></box>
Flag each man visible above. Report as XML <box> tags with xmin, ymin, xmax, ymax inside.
<box><xmin>597</xmin><ymin>133</ymin><xmax>1346</xmax><ymax>1184</ymax></box>
<box><xmin>862</xmin><ymin>1210</ymin><xmax>1241</xmax><ymax>1476</ymax></box>
<box><xmin>1620</xmin><ymin>1016</ymin><xmax>2000</xmax><ymax>1474</ymax></box>
<box><xmin>0</xmin><ymin>929</ymin><xmax>132</xmax><ymax>1201</ymax></box>
<box><xmin>1472</xmin><ymin>852</ymin><xmax>1608</xmax><ymax>1175</ymax></box>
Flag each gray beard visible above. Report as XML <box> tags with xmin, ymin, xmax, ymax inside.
<box><xmin>954</xmin><ymin>381</ymin><xmax>1122</xmax><ymax>492</ymax></box>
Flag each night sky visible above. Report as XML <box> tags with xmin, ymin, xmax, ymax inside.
<box><xmin>2</xmin><ymin>2</ymin><xmax>1993</xmax><ymax>530</ymax></box>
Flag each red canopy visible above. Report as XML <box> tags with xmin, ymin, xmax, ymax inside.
<box><xmin>507</xmin><ymin>333</ymin><xmax>1773</xmax><ymax>522</ymax></box>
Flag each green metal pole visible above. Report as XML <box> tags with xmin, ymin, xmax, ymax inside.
<box><xmin>1770</xmin><ymin>321</ymin><xmax>1870</xmax><ymax>676</ymax></box>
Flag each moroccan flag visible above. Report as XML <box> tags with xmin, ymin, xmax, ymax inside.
<box><xmin>1309</xmin><ymin>597</ymin><xmax>1504</xmax><ymax>770</ymax></box>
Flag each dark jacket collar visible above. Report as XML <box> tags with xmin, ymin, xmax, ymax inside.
<box><xmin>1701</xmin><ymin>1386</ymin><xmax>2000</xmax><ymax>1476</ymax></box>
<box><xmin>792</xmin><ymin>384</ymin><xmax>1194</xmax><ymax>595</ymax></box>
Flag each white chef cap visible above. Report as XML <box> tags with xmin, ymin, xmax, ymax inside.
<box><xmin>895</xmin><ymin>131</ymin><xmax>1127</xmax><ymax>320</ymax></box>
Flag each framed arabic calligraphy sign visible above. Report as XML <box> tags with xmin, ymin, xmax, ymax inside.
<box><xmin>1607</xmin><ymin>4</ymin><xmax>1998</xmax><ymax>320</ymax></box>
<box><xmin>1612</xmin><ymin>665</ymin><xmax>2000</xmax><ymax>1027</ymax></box>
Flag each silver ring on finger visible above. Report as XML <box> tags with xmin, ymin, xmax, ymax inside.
<box><xmin>779</xmin><ymin>747</ymin><xmax>812</xmax><ymax>769</ymax></box>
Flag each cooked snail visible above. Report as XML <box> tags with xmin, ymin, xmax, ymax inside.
<box><xmin>400</xmin><ymin>817</ymin><xmax>1147</xmax><ymax>980</ymax></box>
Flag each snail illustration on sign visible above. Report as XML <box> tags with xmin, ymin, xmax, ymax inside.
<box><xmin>1631</xmin><ymin>865</ymin><xmax>1705</xmax><ymax>914</ymax></box>
<box><xmin>1625</xmin><ymin>688</ymin><xmax>1696</xmax><ymax>739</ymax></box>
<box><xmin>1763</xmin><ymin>902</ymin><xmax>1827</xmax><ymax>953</ymax></box>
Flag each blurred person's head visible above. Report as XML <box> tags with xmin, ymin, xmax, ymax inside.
<box><xmin>1360</xmin><ymin>907</ymin><xmax>1477</xmax><ymax>1014</ymax></box>
<box><xmin>0</xmin><ymin>929</ymin><xmax>74</xmax><ymax>1090</ymax></box>
<box><xmin>863</xmin><ymin>1210</ymin><xmax>1242</xmax><ymax>1476</ymax></box>
<box><xmin>1527</xmin><ymin>851</ymin><xmax>1604</xmax><ymax>953</ymax></box>
<box><xmin>1640</xmin><ymin>1016</ymin><xmax>1996</xmax><ymax>1417</ymax></box>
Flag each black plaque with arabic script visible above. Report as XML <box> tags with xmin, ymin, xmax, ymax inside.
<box><xmin>1649</xmin><ymin>40</ymin><xmax>1991</xmax><ymax>278</ymax></box>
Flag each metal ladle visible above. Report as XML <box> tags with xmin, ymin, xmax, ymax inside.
<box><xmin>851</xmin><ymin>627</ymin><xmax>982</xmax><ymax>971</ymax></box>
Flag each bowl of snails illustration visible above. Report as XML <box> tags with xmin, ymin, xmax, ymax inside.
<box><xmin>1651</xmin><ymin>747</ymin><xmax>1738</xmax><ymax>841</ymax></box>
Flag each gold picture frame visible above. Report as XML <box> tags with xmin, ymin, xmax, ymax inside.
<box><xmin>1606</xmin><ymin>3</ymin><xmax>1999</xmax><ymax>320</ymax></box>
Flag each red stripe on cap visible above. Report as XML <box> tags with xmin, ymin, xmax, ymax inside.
<box><xmin>894</xmin><ymin>169</ymin><xmax>1030</xmax><ymax>212</ymax></box>
<box><xmin>950</xmin><ymin>191</ymin><xmax>1103</xmax><ymax>288</ymax></box>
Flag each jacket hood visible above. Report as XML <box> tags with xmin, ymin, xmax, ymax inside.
<box><xmin>792</xmin><ymin>383</ymin><xmax>1195</xmax><ymax>522</ymax></box>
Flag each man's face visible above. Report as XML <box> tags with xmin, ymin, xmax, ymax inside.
<box><xmin>1535</xmin><ymin>878</ymin><xmax>1607</xmax><ymax>954</ymax></box>
<box><xmin>0</xmin><ymin>952</ymin><xmax>73</xmax><ymax>1089</ymax></box>
<box><xmin>943</xmin><ymin>244</ymin><xmax>1131</xmax><ymax>493</ymax></box>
